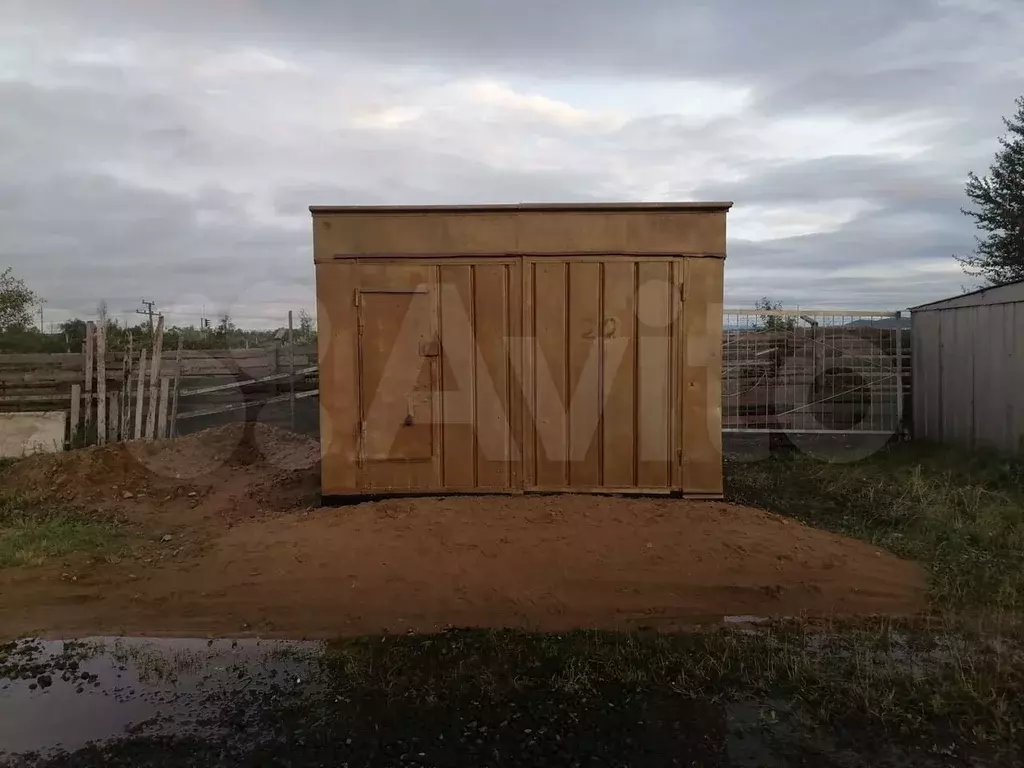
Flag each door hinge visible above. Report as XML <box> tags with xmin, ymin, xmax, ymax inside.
<box><xmin>353</xmin><ymin>291</ymin><xmax>361</xmax><ymax>307</ymax></box>
<box><xmin>679</xmin><ymin>283</ymin><xmax>687</xmax><ymax>302</ymax></box>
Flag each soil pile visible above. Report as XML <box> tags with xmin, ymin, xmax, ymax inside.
<box><xmin>0</xmin><ymin>493</ymin><xmax>927</xmax><ymax>638</ymax></box>
<box><xmin>1</xmin><ymin>423</ymin><xmax>320</xmax><ymax>518</ymax></box>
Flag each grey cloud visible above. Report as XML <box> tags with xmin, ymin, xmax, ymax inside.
<box><xmin>0</xmin><ymin>173</ymin><xmax>305</xmax><ymax>321</ymax></box>
<box><xmin>2</xmin><ymin>0</ymin><xmax>1022</xmax><ymax>322</ymax></box>
<box><xmin>15</xmin><ymin>1</ymin><xmax>939</xmax><ymax>82</ymax></box>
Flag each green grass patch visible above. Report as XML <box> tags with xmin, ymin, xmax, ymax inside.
<box><xmin>0</xmin><ymin>492</ymin><xmax>126</xmax><ymax>568</ymax></box>
<box><xmin>726</xmin><ymin>442</ymin><xmax>1024</xmax><ymax>612</ymax></box>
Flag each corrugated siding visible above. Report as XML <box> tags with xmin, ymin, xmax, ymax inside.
<box><xmin>913</xmin><ymin>299</ymin><xmax>1024</xmax><ymax>453</ymax></box>
<box><xmin>522</xmin><ymin>258</ymin><xmax>679</xmax><ymax>491</ymax></box>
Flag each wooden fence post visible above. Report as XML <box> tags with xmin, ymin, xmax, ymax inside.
<box><xmin>84</xmin><ymin>322</ymin><xmax>95</xmax><ymax>434</ymax></box>
<box><xmin>145</xmin><ymin>315</ymin><xmax>165</xmax><ymax>440</ymax></box>
<box><xmin>169</xmin><ymin>335</ymin><xmax>184</xmax><ymax>437</ymax></box>
<box><xmin>69</xmin><ymin>383</ymin><xmax>81</xmax><ymax>447</ymax></box>
<box><xmin>108</xmin><ymin>392</ymin><xmax>120</xmax><ymax>442</ymax></box>
<box><xmin>96</xmin><ymin>323</ymin><xmax>107</xmax><ymax>445</ymax></box>
<box><xmin>288</xmin><ymin>310</ymin><xmax>296</xmax><ymax>431</ymax></box>
<box><xmin>157</xmin><ymin>377</ymin><xmax>171</xmax><ymax>439</ymax></box>
<box><xmin>134</xmin><ymin>348</ymin><xmax>148</xmax><ymax>440</ymax></box>
<box><xmin>121</xmin><ymin>333</ymin><xmax>133</xmax><ymax>440</ymax></box>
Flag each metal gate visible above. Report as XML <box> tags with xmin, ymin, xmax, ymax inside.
<box><xmin>722</xmin><ymin>309</ymin><xmax>905</xmax><ymax>434</ymax></box>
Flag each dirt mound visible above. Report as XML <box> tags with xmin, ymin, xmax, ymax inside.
<box><xmin>1</xmin><ymin>424</ymin><xmax>320</xmax><ymax>515</ymax></box>
<box><xmin>0</xmin><ymin>494</ymin><xmax>927</xmax><ymax>639</ymax></box>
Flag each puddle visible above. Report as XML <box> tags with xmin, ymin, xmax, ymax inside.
<box><xmin>0</xmin><ymin>632</ymin><xmax>979</xmax><ymax>766</ymax></box>
<box><xmin>0</xmin><ymin>637</ymin><xmax>319</xmax><ymax>757</ymax></box>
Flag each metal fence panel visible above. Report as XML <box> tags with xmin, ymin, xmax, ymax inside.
<box><xmin>722</xmin><ymin>309</ymin><xmax>904</xmax><ymax>434</ymax></box>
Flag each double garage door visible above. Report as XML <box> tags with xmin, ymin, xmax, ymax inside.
<box><xmin>317</xmin><ymin>256</ymin><xmax>722</xmax><ymax>498</ymax></box>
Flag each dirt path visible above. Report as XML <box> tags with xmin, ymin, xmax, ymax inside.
<box><xmin>0</xmin><ymin>426</ymin><xmax>926</xmax><ymax>638</ymax></box>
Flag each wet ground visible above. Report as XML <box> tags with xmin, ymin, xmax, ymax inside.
<box><xmin>0</xmin><ymin>630</ymin><xmax>1004</xmax><ymax>767</ymax></box>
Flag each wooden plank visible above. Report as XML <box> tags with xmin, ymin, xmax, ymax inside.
<box><xmin>602</xmin><ymin>260</ymin><xmax>636</xmax><ymax>487</ymax></box>
<box><xmin>439</xmin><ymin>264</ymin><xmax>476</xmax><ymax>488</ymax></box>
<box><xmin>95</xmin><ymin>324</ymin><xmax>107</xmax><ymax>445</ymax></box>
<box><xmin>0</xmin><ymin>353</ymin><xmax>85</xmax><ymax>367</ymax></box>
<box><xmin>636</xmin><ymin>261</ymin><xmax>672</xmax><ymax>488</ymax></box>
<box><xmin>177</xmin><ymin>388</ymin><xmax>319</xmax><ymax>421</ymax></box>
<box><xmin>288</xmin><ymin>310</ymin><xmax>296</xmax><ymax>431</ymax></box>
<box><xmin>532</xmin><ymin>261</ymin><xmax>568</xmax><ymax>487</ymax></box>
<box><xmin>157</xmin><ymin>377</ymin><xmax>171</xmax><ymax>439</ymax></box>
<box><xmin>475</xmin><ymin>262</ymin><xmax>512</xmax><ymax>489</ymax></box>
<box><xmin>0</xmin><ymin>370</ymin><xmax>133</xmax><ymax>385</ymax></box>
<box><xmin>145</xmin><ymin>315</ymin><xmax>165</xmax><ymax>440</ymax></box>
<box><xmin>169</xmin><ymin>335</ymin><xmax>184</xmax><ymax>438</ymax></box>
<box><xmin>566</xmin><ymin>261</ymin><xmax>602</xmax><ymax>486</ymax></box>
<box><xmin>69</xmin><ymin>384</ymin><xmax>81</xmax><ymax>445</ymax></box>
<box><xmin>134</xmin><ymin>348</ymin><xmax>148</xmax><ymax>440</ymax></box>
<box><xmin>108</xmin><ymin>392</ymin><xmax>120</xmax><ymax>442</ymax></box>
<box><xmin>83</xmin><ymin>322</ymin><xmax>95</xmax><ymax>430</ymax></box>
<box><xmin>0</xmin><ymin>350</ymin><xmax>314</xmax><ymax>375</ymax></box>
<box><xmin>180</xmin><ymin>366</ymin><xmax>318</xmax><ymax>397</ymax></box>
<box><xmin>121</xmin><ymin>333</ymin><xmax>133</xmax><ymax>440</ymax></box>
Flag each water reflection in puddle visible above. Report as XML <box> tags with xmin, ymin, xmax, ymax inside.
<box><xmin>0</xmin><ymin>637</ymin><xmax>319</xmax><ymax>757</ymax></box>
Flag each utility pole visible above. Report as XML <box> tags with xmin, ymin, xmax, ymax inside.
<box><xmin>136</xmin><ymin>300</ymin><xmax>156</xmax><ymax>335</ymax></box>
<box><xmin>38</xmin><ymin>302</ymin><xmax>44</xmax><ymax>332</ymax></box>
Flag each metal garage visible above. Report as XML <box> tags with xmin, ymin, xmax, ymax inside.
<box><xmin>312</xmin><ymin>202</ymin><xmax>732</xmax><ymax>497</ymax></box>
<box><xmin>910</xmin><ymin>279</ymin><xmax>1024</xmax><ymax>452</ymax></box>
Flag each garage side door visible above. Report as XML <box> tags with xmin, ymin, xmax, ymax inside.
<box><xmin>356</xmin><ymin>263</ymin><xmax>441</xmax><ymax>491</ymax></box>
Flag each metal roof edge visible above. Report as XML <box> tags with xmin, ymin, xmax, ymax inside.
<box><xmin>908</xmin><ymin>278</ymin><xmax>1024</xmax><ymax>311</ymax></box>
<box><xmin>309</xmin><ymin>201</ymin><xmax>734</xmax><ymax>214</ymax></box>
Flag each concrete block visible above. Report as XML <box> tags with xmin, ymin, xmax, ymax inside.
<box><xmin>0</xmin><ymin>411</ymin><xmax>66</xmax><ymax>458</ymax></box>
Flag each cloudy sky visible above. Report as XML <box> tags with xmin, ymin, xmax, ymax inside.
<box><xmin>3</xmin><ymin>0</ymin><xmax>1023</xmax><ymax>328</ymax></box>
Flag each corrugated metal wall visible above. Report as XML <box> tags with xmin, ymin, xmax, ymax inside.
<box><xmin>912</xmin><ymin>299</ymin><xmax>1024</xmax><ymax>452</ymax></box>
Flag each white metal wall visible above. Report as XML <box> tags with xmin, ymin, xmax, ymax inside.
<box><xmin>912</xmin><ymin>298</ymin><xmax>1024</xmax><ymax>452</ymax></box>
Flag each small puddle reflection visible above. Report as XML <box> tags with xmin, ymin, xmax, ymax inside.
<box><xmin>0</xmin><ymin>632</ymin><xmax>959</xmax><ymax>766</ymax></box>
<box><xmin>0</xmin><ymin>637</ymin><xmax>319</xmax><ymax>757</ymax></box>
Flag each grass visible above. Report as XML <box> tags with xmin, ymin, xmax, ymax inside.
<box><xmin>5</xmin><ymin>440</ymin><xmax>1024</xmax><ymax>764</ymax></box>
<box><xmin>726</xmin><ymin>442</ymin><xmax>1024</xmax><ymax>613</ymax></box>
<box><xmin>321</xmin><ymin>623</ymin><xmax>1024</xmax><ymax>757</ymax></box>
<box><xmin>0</xmin><ymin>492</ymin><xmax>126</xmax><ymax>568</ymax></box>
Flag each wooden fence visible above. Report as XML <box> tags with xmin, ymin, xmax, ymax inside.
<box><xmin>0</xmin><ymin>320</ymin><xmax>317</xmax><ymax>446</ymax></box>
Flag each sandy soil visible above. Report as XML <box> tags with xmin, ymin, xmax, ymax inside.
<box><xmin>0</xmin><ymin>425</ymin><xmax>926</xmax><ymax>638</ymax></box>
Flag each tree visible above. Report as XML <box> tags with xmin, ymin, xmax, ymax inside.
<box><xmin>297</xmin><ymin>309</ymin><xmax>315</xmax><ymax>342</ymax></box>
<box><xmin>755</xmin><ymin>296</ymin><xmax>795</xmax><ymax>332</ymax></box>
<box><xmin>0</xmin><ymin>268</ymin><xmax>39</xmax><ymax>331</ymax></box>
<box><xmin>957</xmin><ymin>95</ymin><xmax>1024</xmax><ymax>284</ymax></box>
<box><xmin>59</xmin><ymin>318</ymin><xmax>88</xmax><ymax>350</ymax></box>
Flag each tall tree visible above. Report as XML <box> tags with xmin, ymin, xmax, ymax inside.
<box><xmin>957</xmin><ymin>96</ymin><xmax>1024</xmax><ymax>284</ymax></box>
<box><xmin>0</xmin><ymin>268</ymin><xmax>39</xmax><ymax>330</ymax></box>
